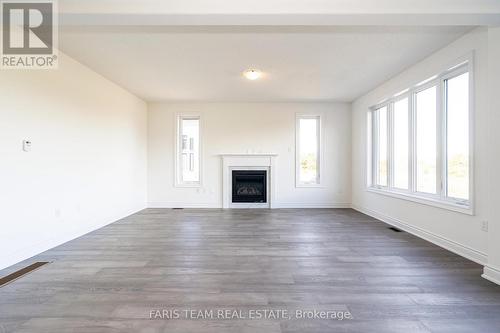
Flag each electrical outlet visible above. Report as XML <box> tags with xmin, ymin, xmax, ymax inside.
<box><xmin>481</xmin><ymin>221</ymin><xmax>489</xmax><ymax>232</ymax></box>
<box><xmin>22</xmin><ymin>140</ymin><xmax>32</xmax><ymax>152</ymax></box>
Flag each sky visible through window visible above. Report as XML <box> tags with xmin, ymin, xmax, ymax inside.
<box><xmin>446</xmin><ymin>73</ymin><xmax>469</xmax><ymax>200</ymax></box>
<box><xmin>416</xmin><ymin>86</ymin><xmax>437</xmax><ymax>194</ymax></box>
<box><xmin>378</xmin><ymin>107</ymin><xmax>388</xmax><ymax>186</ymax></box>
<box><xmin>369</xmin><ymin>65</ymin><xmax>470</xmax><ymax>208</ymax></box>
<box><xmin>394</xmin><ymin>98</ymin><xmax>409</xmax><ymax>189</ymax></box>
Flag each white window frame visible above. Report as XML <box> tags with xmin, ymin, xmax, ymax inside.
<box><xmin>175</xmin><ymin>113</ymin><xmax>202</xmax><ymax>187</ymax></box>
<box><xmin>367</xmin><ymin>54</ymin><xmax>474</xmax><ymax>215</ymax></box>
<box><xmin>295</xmin><ymin>113</ymin><xmax>323</xmax><ymax>187</ymax></box>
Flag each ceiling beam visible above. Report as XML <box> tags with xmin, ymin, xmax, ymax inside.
<box><xmin>59</xmin><ymin>13</ymin><xmax>500</xmax><ymax>27</ymax></box>
<box><xmin>59</xmin><ymin>0</ymin><xmax>500</xmax><ymax>15</ymax></box>
<box><xmin>57</xmin><ymin>0</ymin><xmax>500</xmax><ymax>26</ymax></box>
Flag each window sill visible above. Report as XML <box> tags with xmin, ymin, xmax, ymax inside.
<box><xmin>175</xmin><ymin>183</ymin><xmax>201</xmax><ymax>188</ymax></box>
<box><xmin>366</xmin><ymin>187</ymin><xmax>473</xmax><ymax>215</ymax></box>
<box><xmin>296</xmin><ymin>183</ymin><xmax>325</xmax><ymax>189</ymax></box>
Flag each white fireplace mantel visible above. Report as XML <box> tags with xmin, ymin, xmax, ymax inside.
<box><xmin>220</xmin><ymin>154</ymin><xmax>277</xmax><ymax>209</ymax></box>
<box><xmin>219</xmin><ymin>153</ymin><xmax>278</xmax><ymax>157</ymax></box>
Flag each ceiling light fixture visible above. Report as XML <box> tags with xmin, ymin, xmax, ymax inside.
<box><xmin>243</xmin><ymin>69</ymin><xmax>262</xmax><ymax>80</ymax></box>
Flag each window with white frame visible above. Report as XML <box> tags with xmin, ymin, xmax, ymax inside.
<box><xmin>176</xmin><ymin>115</ymin><xmax>200</xmax><ymax>186</ymax></box>
<box><xmin>296</xmin><ymin>115</ymin><xmax>321</xmax><ymax>186</ymax></box>
<box><xmin>368</xmin><ymin>59</ymin><xmax>472</xmax><ymax>212</ymax></box>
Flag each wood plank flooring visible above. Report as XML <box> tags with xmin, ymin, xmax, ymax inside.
<box><xmin>1</xmin><ymin>208</ymin><xmax>500</xmax><ymax>332</ymax></box>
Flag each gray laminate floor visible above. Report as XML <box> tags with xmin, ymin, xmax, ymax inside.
<box><xmin>1</xmin><ymin>209</ymin><xmax>500</xmax><ymax>333</ymax></box>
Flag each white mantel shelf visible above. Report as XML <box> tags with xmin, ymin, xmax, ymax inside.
<box><xmin>220</xmin><ymin>154</ymin><xmax>277</xmax><ymax>209</ymax></box>
<box><xmin>219</xmin><ymin>153</ymin><xmax>278</xmax><ymax>157</ymax></box>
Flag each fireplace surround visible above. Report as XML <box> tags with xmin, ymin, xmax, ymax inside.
<box><xmin>220</xmin><ymin>154</ymin><xmax>277</xmax><ymax>208</ymax></box>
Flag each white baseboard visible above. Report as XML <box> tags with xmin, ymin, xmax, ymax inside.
<box><xmin>148</xmin><ymin>202</ymin><xmax>219</xmax><ymax>208</ymax></box>
<box><xmin>0</xmin><ymin>204</ymin><xmax>147</xmax><ymax>271</ymax></box>
<box><xmin>148</xmin><ymin>202</ymin><xmax>351</xmax><ymax>209</ymax></box>
<box><xmin>482</xmin><ymin>266</ymin><xmax>500</xmax><ymax>285</ymax></box>
<box><xmin>351</xmin><ymin>204</ymin><xmax>488</xmax><ymax>266</ymax></box>
<box><xmin>274</xmin><ymin>202</ymin><xmax>351</xmax><ymax>208</ymax></box>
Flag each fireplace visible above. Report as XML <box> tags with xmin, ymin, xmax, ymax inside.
<box><xmin>221</xmin><ymin>154</ymin><xmax>276</xmax><ymax>208</ymax></box>
<box><xmin>232</xmin><ymin>170</ymin><xmax>267</xmax><ymax>203</ymax></box>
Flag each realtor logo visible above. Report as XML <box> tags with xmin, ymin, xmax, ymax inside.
<box><xmin>1</xmin><ymin>0</ymin><xmax>58</xmax><ymax>69</ymax></box>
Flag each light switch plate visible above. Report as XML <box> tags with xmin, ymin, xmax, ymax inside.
<box><xmin>481</xmin><ymin>221</ymin><xmax>489</xmax><ymax>232</ymax></box>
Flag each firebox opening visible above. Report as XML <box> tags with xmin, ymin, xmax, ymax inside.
<box><xmin>232</xmin><ymin>170</ymin><xmax>267</xmax><ymax>203</ymax></box>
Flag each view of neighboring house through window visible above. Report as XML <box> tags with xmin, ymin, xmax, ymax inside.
<box><xmin>177</xmin><ymin>115</ymin><xmax>200</xmax><ymax>185</ymax></box>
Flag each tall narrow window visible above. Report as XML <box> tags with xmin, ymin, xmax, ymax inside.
<box><xmin>297</xmin><ymin>115</ymin><xmax>320</xmax><ymax>185</ymax></box>
<box><xmin>393</xmin><ymin>98</ymin><xmax>409</xmax><ymax>189</ymax></box>
<box><xmin>446</xmin><ymin>72</ymin><xmax>469</xmax><ymax>200</ymax></box>
<box><xmin>177</xmin><ymin>115</ymin><xmax>200</xmax><ymax>186</ymax></box>
<box><xmin>377</xmin><ymin>106</ymin><xmax>388</xmax><ymax>186</ymax></box>
<box><xmin>415</xmin><ymin>86</ymin><xmax>437</xmax><ymax>194</ymax></box>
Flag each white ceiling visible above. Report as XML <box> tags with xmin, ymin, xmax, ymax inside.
<box><xmin>59</xmin><ymin>26</ymin><xmax>471</xmax><ymax>102</ymax></box>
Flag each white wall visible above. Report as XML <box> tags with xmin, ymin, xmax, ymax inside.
<box><xmin>148</xmin><ymin>102</ymin><xmax>351</xmax><ymax>208</ymax></box>
<box><xmin>0</xmin><ymin>52</ymin><xmax>148</xmax><ymax>270</ymax></box>
<box><xmin>351</xmin><ymin>28</ymin><xmax>490</xmax><ymax>264</ymax></box>
<box><xmin>483</xmin><ymin>27</ymin><xmax>500</xmax><ymax>284</ymax></box>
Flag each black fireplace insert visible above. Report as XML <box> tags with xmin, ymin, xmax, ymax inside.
<box><xmin>232</xmin><ymin>170</ymin><xmax>267</xmax><ymax>203</ymax></box>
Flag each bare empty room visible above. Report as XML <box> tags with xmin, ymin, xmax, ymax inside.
<box><xmin>1</xmin><ymin>1</ymin><xmax>500</xmax><ymax>332</ymax></box>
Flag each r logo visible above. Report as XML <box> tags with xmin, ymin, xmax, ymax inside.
<box><xmin>2</xmin><ymin>1</ymin><xmax>53</xmax><ymax>54</ymax></box>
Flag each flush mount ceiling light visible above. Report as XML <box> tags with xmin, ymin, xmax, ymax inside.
<box><xmin>243</xmin><ymin>69</ymin><xmax>262</xmax><ymax>80</ymax></box>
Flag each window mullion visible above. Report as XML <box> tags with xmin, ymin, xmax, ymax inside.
<box><xmin>317</xmin><ymin>116</ymin><xmax>321</xmax><ymax>185</ymax></box>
